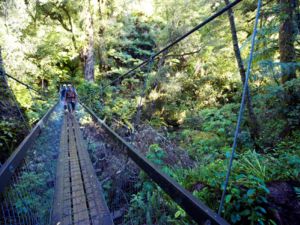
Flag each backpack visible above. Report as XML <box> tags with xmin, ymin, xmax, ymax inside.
<box><xmin>66</xmin><ymin>88</ymin><xmax>76</xmax><ymax>99</ymax></box>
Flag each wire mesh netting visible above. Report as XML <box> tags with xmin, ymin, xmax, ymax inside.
<box><xmin>0</xmin><ymin>105</ymin><xmax>63</xmax><ymax>225</ymax></box>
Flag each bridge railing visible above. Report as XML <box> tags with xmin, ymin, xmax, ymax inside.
<box><xmin>80</xmin><ymin>103</ymin><xmax>230</xmax><ymax>225</ymax></box>
<box><xmin>0</xmin><ymin>102</ymin><xmax>58</xmax><ymax>193</ymax></box>
<box><xmin>0</xmin><ymin>102</ymin><xmax>60</xmax><ymax>225</ymax></box>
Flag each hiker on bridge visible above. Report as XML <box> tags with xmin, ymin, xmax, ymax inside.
<box><xmin>65</xmin><ymin>84</ymin><xmax>77</xmax><ymax>114</ymax></box>
<box><xmin>60</xmin><ymin>84</ymin><xmax>67</xmax><ymax>111</ymax></box>
<box><xmin>60</xmin><ymin>84</ymin><xmax>67</xmax><ymax>100</ymax></box>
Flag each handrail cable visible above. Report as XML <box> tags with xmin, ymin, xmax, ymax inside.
<box><xmin>81</xmin><ymin>102</ymin><xmax>230</xmax><ymax>225</ymax></box>
<box><xmin>103</xmin><ymin>0</ymin><xmax>243</xmax><ymax>89</ymax></box>
<box><xmin>4</xmin><ymin>72</ymin><xmax>41</xmax><ymax>94</ymax></box>
<box><xmin>0</xmin><ymin>101</ymin><xmax>58</xmax><ymax>193</ymax></box>
<box><xmin>218</xmin><ymin>0</ymin><xmax>262</xmax><ymax>215</ymax></box>
<box><xmin>1</xmin><ymin>73</ymin><xmax>31</xmax><ymax>131</ymax></box>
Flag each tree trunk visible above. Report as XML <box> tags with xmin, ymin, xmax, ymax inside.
<box><xmin>224</xmin><ymin>0</ymin><xmax>261</xmax><ymax>143</ymax></box>
<box><xmin>279</xmin><ymin>0</ymin><xmax>297</xmax><ymax>83</ymax></box>
<box><xmin>294</xmin><ymin>0</ymin><xmax>300</xmax><ymax>32</ymax></box>
<box><xmin>0</xmin><ymin>48</ymin><xmax>28</xmax><ymax>163</ymax></box>
<box><xmin>97</xmin><ymin>0</ymin><xmax>107</xmax><ymax>72</ymax></box>
<box><xmin>278</xmin><ymin>0</ymin><xmax>299</xmax><ymax>137</ymax></box>
<box><xmin>84</xmin><ymin>0</ymin><xmax>95</xmax><ymax>82</ymax></box>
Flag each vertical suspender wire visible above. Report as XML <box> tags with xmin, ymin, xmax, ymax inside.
<box><xmin>218</xmin><ymin>0</ymin><xmax>262</xmax><ymax>215</ymax></box>
<box><xmin>1</xmin><ymin>202</ymin><xmax>7</xmax><ymax>225</ymax></box>
<box><xmin>22</xmin><ymin>159</ymin><xmax>41</xmax><ymax>224</ymax></box>
<box><xmin>9</xmin><ymin>188</ymin><xmax>24</xmax><ymax>225</ymax></box>
<box><xmin>3</xmin><ymin>199</ymin><xmax>13</xmax><ymax>224</ymax></box>
<box><xmin>12</xmin><ymin>173</ymin><xmax>38</xmax><ymax>224</ymax></box>
<box><xmin>7</xmin><ymin>194</ymin><xmax>17</xmax><ymax>225</ymax></box>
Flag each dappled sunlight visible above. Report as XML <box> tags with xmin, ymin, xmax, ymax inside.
<box><xmin>177</xmin><ymin>110</ymin><xmax>186</xmax><ymax>124</ymax></box>
<box><xmin>162</xmin><ymin>72</ymin><xmax>184</xmax><ymax>94</ymax></box>
<box><xmin>136</xmin><ymin>96</ymin><xmax>146</xmax><ymax>106</ymax></box>
<box><xmin>79</xmin><ymin>114</ymin><xmax>93</xmax><ymax>125</ymax></box>
<box><xmin>0</xmin><ymin>0</ymin><xmax>299</xmax><ymax>224</ymax></box>
<box><xmin>127</xmin><ymin>0</ymin><xmax>154</xmax><ymax>16</ymax></box>
<box><xmin>148</xmin><ymin>89</ymin><xmax>161</xmax><ymax>100</ymax></box>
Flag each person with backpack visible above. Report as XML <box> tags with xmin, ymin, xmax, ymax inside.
<box><xmin>65</xmin><ymin>84</ymin><xmax>77</xmax><ymax>114</ymax></box>
<box><xmin>60</xmin><ymin>84</ymin><xmax>66</xmax><ymax>101</ymax></box>
<box><xmin>60</xmin><ymin>84</ymin><xmax>67</xmax><ymax>111</ymax></box>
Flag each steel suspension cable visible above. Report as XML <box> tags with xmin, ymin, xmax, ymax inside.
<box><xmin>103</xmin><ymin>0</ymin><xmax>243</xmax><ymax>89</ymax></box>
<box><xmin>218</xmin><ymin>0</ymin><xmax>262</xmax><ymax>215</ymax></box>
<box><xmin>1</xmin><ymin>73</ymin><xmax>31</xmax><ymax>131</ymax></box>
<box><xmin>5</xmin><ymin>73</ymin><xmax>51</xmax><ymax>103</ymax></box>
<box><xmin>4</xmin><ymin>73</ymin><xmax>40</xmax><ymax>94</ymax></box>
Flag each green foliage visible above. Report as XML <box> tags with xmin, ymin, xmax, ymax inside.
<box><xmin>147</xmin><ymin>144</ymin><xmax>166</xmax><ymax>166</ymax></box>
<box><xmin>0</xmin><ymin>0</ymin><xmax>299</xmax><ymax>224</ymax></box>
<box><xmin>10</xmin><ymin>170</ymin><xmax>54</xmax><ymax>222</ymax></box>
<box><xmin>127</xmin><ymin>182</ymin><xmax>172</xmax><ymax>225</ymax></box>
<box><xmin>77</xmin><ymin>81</ymin><xmax>102</xmax><ymax>111</ymax></box>
<box><xmin>222</xmin><ymin>180</ymin><xmax>270</xmax><ymax>225</ymax></box>
<box><xmin>198</xmin><ymin>104</ymin><xmax>240</xmax><ymax>140</ymax></box>
<box><xmin>266</xmin><ymin>131</ymin><xmax>300</xmax><ymax>180</ymax></box>
<box><xmin>0</xmin><ymin>120</ymin><xmax>19</xmax><ymax>154</ymax></box>
<box><xmin>110</xmin><ymin>97</ymin><xmax>136</xmax><ymax>126</ymax></box>
<box><xmin>127</xmin><ymin>173</ymin><xmax>195</xmax><ymax>225</ymax></box>
<box><xmin>237</xmin><ymin>151</ymin><xmax>267</xmax><ymax>181</ymax></box>
<box><xmin>171</xmin><ymin>152</ymin><xmax>272</xmax><ymax>224</ymax></box>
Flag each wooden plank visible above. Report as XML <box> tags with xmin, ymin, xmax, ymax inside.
<box><xmin>68</xmin><ymin>116</ymin><xmax>90</xmax><ymax>224</ymax></box>
<box><xmin>52</xmin><ymin>114</ymin><xmax>113</xmax><ymax>225</ymax></box>
<box><xmin>62</xmin><ymin>116</ymin><xmax>72</xmax><ymax>225</ymax></box>
<box><xmin>52</xmin><ymin>115</ymin><xmax>72</xmax><ymax>225</ymax></box>
<box><xmin>72</xmin><ymin>119</ymin><xmax>113</xmax><ymax>224</ymax></box>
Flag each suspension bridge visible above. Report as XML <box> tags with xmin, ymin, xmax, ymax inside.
<box><xmin>0</xmin><ymin>0</ymin><xmax>263</xmax><ymax>224</ymax></box>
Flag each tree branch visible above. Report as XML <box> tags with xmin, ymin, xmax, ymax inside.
<box><xmin>61</xmin><ymin>5</ymin><xmax>77</xmax><ymax>50</ymax></box>
<box><xmin>40</xmin><ymin>2</ymin><xmax>72</xmax><ymax>32</ymax></box>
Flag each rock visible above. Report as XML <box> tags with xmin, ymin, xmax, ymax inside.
<box><xmin>267</xmin><ymin>181</ymin><xmax>300</xmax><ymax>225</ymax></box>
<box><xmin>268</xmin><ymin>181</ymin><xmax>295</xmax><ymax>205</ymax></box>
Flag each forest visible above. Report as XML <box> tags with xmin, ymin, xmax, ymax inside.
<box><xmin>0</xmin><ymin>0</ymin><xmax>299</xmax><ymax>224</ymax></box>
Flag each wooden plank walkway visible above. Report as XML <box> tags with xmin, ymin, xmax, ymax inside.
<box><xmin>52</xmin><ymin>114</ymin><xmax>113</xmax><ymax>225</ymax></box>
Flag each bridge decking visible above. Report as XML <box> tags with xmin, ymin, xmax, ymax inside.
<box><xmin>52</xmin><ymin>114</ymin><xmax>113</xmax><ymax>225</ymax></box>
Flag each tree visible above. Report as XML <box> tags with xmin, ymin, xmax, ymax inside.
<box><xmin>34</xmin><ymin>0</ymin><xmax>95</xmax><ymax>82</ymax></box>
<box><xmin>224</xmin><ymin>0</ymin><xmax>261</xmax><ymax>143</ymax></box>
<box><xmin>279</xmin><ymin>0</ymin><xmax>297</xmax><ymax>83</ymax></box>
<box><xmin>36</xmin><ymin>1</ymin><xmax>78</xmax><ymax>50</ymax></box>
<box><xmin>0</xmin><ymin>48</ymin><xmax>28</xmax><ymax>163</ymax></box>
<box><xmin>83</xmin><ymin>0</ymin><xmax>95</xmax><ymax>82</ymax></box>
